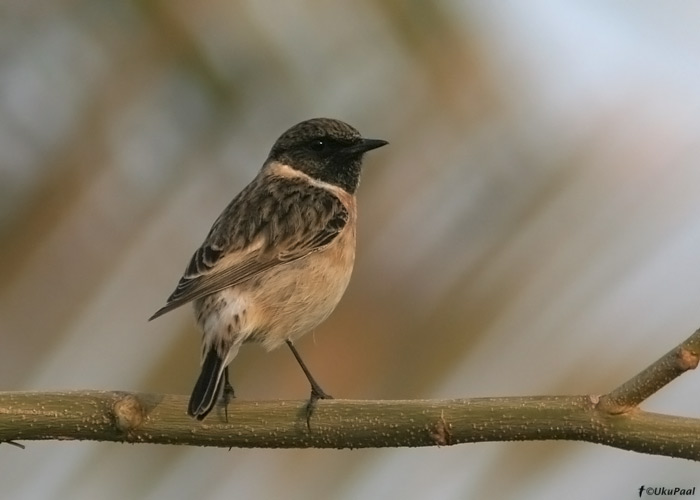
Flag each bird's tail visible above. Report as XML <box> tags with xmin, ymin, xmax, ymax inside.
<box><xmin>188</xmin><ymin>347</ymin><xmax>227</xmax><ymax>420</ymax></box>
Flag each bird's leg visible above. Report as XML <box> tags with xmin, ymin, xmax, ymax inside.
<box><xmin>221</xmin><ymin>366</ymin><xmax>235</xmax><ymax>423</ymax></box>
<box><xmin>286</xmin><ymin>340</ymin><xmax>332</xmax><ymax>430</ymax></box>
<box><xmin>286</xmin><ymin>340</ymin><xmax>332</xmax><ymax>398</ymax></box>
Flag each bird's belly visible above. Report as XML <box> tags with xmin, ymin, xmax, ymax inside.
<box><xmin>195</xmin><ymin>240</ymin><xmax>355</xmax><ymax>352</ymax></box>
<box><xmin>246</xmin><ymin>246</ymin><xmax>355</xmax><ymax>350</ymax></box>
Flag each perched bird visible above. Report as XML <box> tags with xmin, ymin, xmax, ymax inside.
<box><xmin>150</xmin><ymin>118</ymin><xmax>387</xmax><ymax>422</ymax></box>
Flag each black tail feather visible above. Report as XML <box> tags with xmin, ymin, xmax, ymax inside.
<box><xmin>188</xmin><ymin>348</ymin><xmax>225</xmax><ymax>420</ymax></box>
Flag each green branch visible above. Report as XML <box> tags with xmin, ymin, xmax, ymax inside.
<box><xmin>2</xmin><ymin>329</ymin><xmax>700</xmax><ymax>459</ymax></box>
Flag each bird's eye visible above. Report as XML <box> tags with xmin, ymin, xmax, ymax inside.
<box><xmin>309</xmin><ymin>139</ymin><xmax>325</xmax><ymax>152</ymax></box>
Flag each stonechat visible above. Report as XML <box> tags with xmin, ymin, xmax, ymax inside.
<box><xmin>150</xmin><ymin>118</ymin><xmax>387</xmax><ymax>421</ymax></box>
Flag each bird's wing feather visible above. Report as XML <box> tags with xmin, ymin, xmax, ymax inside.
<box><xmin>150</xmin><ymin>175</ymin><xmax>349</xmax><ymax>320</ymax></box>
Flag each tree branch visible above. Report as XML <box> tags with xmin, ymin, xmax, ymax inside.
<box><xmin>2</xmin><ymin>329</ymin><xmax>700</xmax><ymax>459</ymax></box>
<box><xmin>598</xmin><ymin>328</ymin><xmax>700</xmax><ymax>412</ymax></box>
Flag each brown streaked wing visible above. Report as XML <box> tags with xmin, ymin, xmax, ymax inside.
<box><xmin>149</xmin><ymin>177</ymin><xmax>348</xmax><ymax>320</ymax></box>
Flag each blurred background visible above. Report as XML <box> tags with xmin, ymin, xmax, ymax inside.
<box><xmin>2</xmin><ymin>1</ymin><xmax>700</xmax><ymax>498</ymax></box>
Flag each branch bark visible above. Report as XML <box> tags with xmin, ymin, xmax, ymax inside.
<box><xmin>2</xmin><ymin>328</ymin><xmax>700</xmax><ymax>459</ymax></box>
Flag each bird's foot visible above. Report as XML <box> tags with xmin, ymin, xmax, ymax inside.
<box><xmin>222</xmin><ymin>377</ymin><xmax>236</xmax><ymax>423</ymax></box>
<box><xmin>305</xmin><ymin>385</ymin><xmax>333</xmax><ymax>431</ymax></box>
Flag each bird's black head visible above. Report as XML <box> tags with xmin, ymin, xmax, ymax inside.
<box><xmin>268</xmin><ymin>118</ymin><xmax>388</xmax><ymax>194</ymax></box>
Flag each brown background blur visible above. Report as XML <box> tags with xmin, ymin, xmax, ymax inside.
<box><xmin>2</xmin><ymin>1</ymin><xmax>700</xmax><ymax>499</ymax></box>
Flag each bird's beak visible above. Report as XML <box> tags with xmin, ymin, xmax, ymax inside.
<box><xmin>346</xmin><ymin>138</ymin><xmax>389</xmax><ymax>155</ymax></box>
